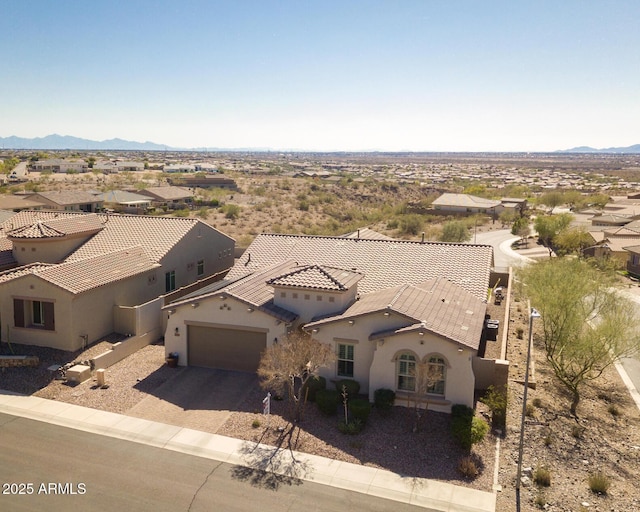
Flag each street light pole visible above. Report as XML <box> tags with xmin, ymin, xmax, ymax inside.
<box><xmin>516</xmin><ymin>304</ymin><xmax>540</xmax><ymax>490</ymax></box>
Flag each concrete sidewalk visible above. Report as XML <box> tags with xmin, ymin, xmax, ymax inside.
<box><xmin>0</xmin><ymin>390</ymin><xmax>495</xmax><ymax>512</ymax></box>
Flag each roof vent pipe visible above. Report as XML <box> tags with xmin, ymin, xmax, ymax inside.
<box><xmin>421</xmin><ymin>232</ymin><xmax>425</xmax><ymax>243</ymax></box>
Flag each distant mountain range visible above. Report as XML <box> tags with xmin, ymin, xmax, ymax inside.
<box><xmin>2</xmin><ymin>134</ymin><xmax>640</xmax><ymax>153</ymax></box>
<box><xmin>558</xmin><ymin>144</ymin><xmax>640</xmax><ymax>154</ymax></box>
<box><xmin>0</xmin><ymin>134</ymin><xmax>171</xmax><ymax>151</ymax></box>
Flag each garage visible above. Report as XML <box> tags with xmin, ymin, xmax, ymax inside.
<box><xmin>187</xmin><ymin>325</ymin><xmax>267</xmax><ymax>372</ymax></box>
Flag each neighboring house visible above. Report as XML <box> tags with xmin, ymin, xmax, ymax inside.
<box><xmin>0</xmin><ymin>195</ymin><xmax>47</xmax><ymax>212</ymax></box>
<box><xmin>163</xmin><ymin>233</ymin><xmax>493</xmax><ymax>411</ymax></box>
<box><xmin>25</xmin><ymin>191</ymin><xmax>103</xmax><ymax>213</ymax></box>
<box><xmin>0</xmin><ymin>211</ymin><xmax>235</xmax><ymax>351</ymax></box>
<box><xmin>624</xmin><ymin>245</ymin><xmax>640</xmax><ymax>277</ymax></box>
<box><xmin>164</xmin><ymin>164</ymin><xmax>196</xmax><ymax>173</ymax></box>
<box><xmin>95</xmin><ymin>190</ymin><xmax>152</xmax><ymax>212</ymax></box>
<box><xmin>30</xmin><ymin>159</ymin><xmax>88</xmax><ymax>173</ymax></box>
<box><xmin>167</xmin><ymin>176</ymin><xmax>237</xmax><ymax>189</ymax></box>
<box><xmin>431</xmin><ymin>194</ymin><xmax>526</xmax><ymax>217</ymax></box>
<box><xmin>138</xmin><ymin>186</ymin><xmax>194</xmax><ymax>206</ymax></box>
<box><xmin>432</xmin><ymin>193</ymin><xmax>503</xmax><ymax>216</ymax></box>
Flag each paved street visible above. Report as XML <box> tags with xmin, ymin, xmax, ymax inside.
<box><xmin>0</xmin><ymin>413</ymin><xmax>433</xmax><ymax>512</ymax></box>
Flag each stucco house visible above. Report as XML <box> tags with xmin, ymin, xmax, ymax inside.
<box><xmin>0</xmin><ymin>211</ymin><xmax>235</xmax><ymax>351</ymax></box>
<box><xmin>163</xmin><ymin>233</ymin><xmax>493</xmax><ymax>411</ymax></box>
<box><xmin>25</xmin><ymin>191</ymin><xmax>103</xmax><ymax>213</ymax></box>
<box><xmin>138</xmin><ymin>186</ymin><xmax>194</xmax><ymax>207</ymax></box>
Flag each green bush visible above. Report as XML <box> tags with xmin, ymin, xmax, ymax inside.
<box><xmin>480</xmin><ymin>386</ymin><xmax>507</xmax><ymax>429</ymax></box>
<box><xmin>452</xmin><ymin>411</ymin><xmax>489</xmax><ymax>450</ymax></box>
<box><xmin>348</xmin><ymin>398</ymin><xmax>372</xmax><ymax>424</ymax></box>
<box><xmin>338</xmin><ymin>419</ymin><xmax>363</xmax><ymax>435</ymax></box>
<box><xmin>303</xmin><ymin>375</ymin><xmax>326</xmax><ymax>402</ymax></box>
<box><xmin>316</xmin><ymin>389</ymin><xmax>339</xmax><ymax>415</ymax></box>
<box><xmin>452</xmin><ymin>404</ymin><xmax>474</xmax><ymax>419</ymax></box>
<box><xmin>373</xmin><ymin>388</ymin><xmax>396</xmax><ymax>413</ymax></box>
<box><xmin>335</xmin><ymin>379</ymin><xmax>360</xmax><ymax>398</ymax></box>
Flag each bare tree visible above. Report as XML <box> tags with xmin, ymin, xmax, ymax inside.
<box><xmin>258</xmin><ymin>331</ymin><xmax>334</xmax><ymax>423</ymax></box>
<box><xmin>406</xmin><ymin>360</ymin><xmax>443</xmax><ymax>432</ymax></box>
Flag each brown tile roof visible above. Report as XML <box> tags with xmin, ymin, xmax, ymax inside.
<box><xmin>22</xmin><ymin>246</ymin><xmax>158</xmax><ymax>293</ymax></box>
<box><xmin>139</xmin><ymin>186</ymin><xmax>193</xmax><ymax>201</ymax></box>
<box><xmin>1</xmin><ymin>210</ymin><xmax>232</xmax><ymax>266</ymax></box>
<box><xmin>267</xmin><ymin>265</ymin><xmax>363</xmax><ymax>291</ymax></box>
<box><xmin>231</xmin><ymin>234</ymin><xmax>493</xmax><ymax>301</ymax></box>
<box><xmin>6</xmin><ymin>214</ymin><xmax>105</xmax><ymax>239</ymax></box>
<box><xmin>0</xmin><ymin>237</ymin><xmax>15</xmax><ymax>268</ymax></box>
<box><xmin>307</xmin><ymin>277</ymin><xmax>486</xmax><ymax>349</ymax></box>
<box><xmin>341</xmin><ymin>227</ymin><xmax>394</xmax><ymax>240</ymax></box>
<box><xmin>0</xmin><ymin>263</ymin><xmax>56</xmax><ymax>284</ymax></box>
<box><xmin>169</xmin><ymin>261</ymin><xmax>299</xmax><ymax>323</ymax></box>
<box><xmin>28</xmin><ymin>191</ymin><xmax>102</xmax><ymax>206</ymax></box>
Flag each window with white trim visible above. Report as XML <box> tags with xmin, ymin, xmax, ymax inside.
<box><xmin>337</xmin><ymin>344</ymin><xmax>354</xmax><ymax>378</ymax></box>
<box><xmin>397</xmin><ymin>352</ymin><xmax>416</xmax><ymax>391</ymax></box>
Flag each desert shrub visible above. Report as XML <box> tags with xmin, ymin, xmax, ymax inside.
<box><xmin>222</xmin><ymin>203</ymin><xmax>241</xmax><ymax>219</ymax></box>
<box><xmin>335</xmin><ymin>379</ymin><xmax>360</xmax><ymax>398</ymax></box>
<box><xmin>303</xmin><ymin>375</ymin><xmax>326</xmax><ymax>402</ymax></box>
<box><xmin>571</xmin><ymin>425</ymin><xmax>585</xmax><ymax>439</ymax></box>
<box><xmin>338</xmin><ymin>419</ymin><xmax>364</xmax><ymax>435</ymax></box>
<box><xmin>588</xmin><ymin>471</ymin><xmax>611</xmax><ymax>494</ymax></box>
<box><xmin>172</xmin><ymin>209</ymin><xmax>190</xmax><ymax>217</ymax></box>
<box><xmin>452</xmin><ymin>412</ymin><xmax>489</xmax><ymax>450</ymax></box>
<box><xmin>532</xmin><ymin>397</ymin><xmax>542</xmax><ymax>408</ymax></box>
<box><xmin>373</xmin><ymin>388</ymin><xmax>396</xmax><ymax>414</ymax></box>
<box><xmin>480</xmin><ymin>385</ymin><xmax>507</xmax><ymax>429</ymax></box>
<box><xmin>525</xmin><ymin>402</ymin><xmax>536</xmax><ymax>417</ymax></box>
<box><xmin>608</xmin><ymin>404</ymin><xmax>621</xmax><ymax>417</ymax></box>
<box><xmin>251</xmin><ymin>419</ymin><xmax>261</xmax><ymax>429</ymax></box>
<box><xmin>543</xmin><ymin>428</ymin><xmax>554</xmax><ymax>447</ymax></box>
<box><xmin>533</xmin><ymin>466</ymin><xmax>551</xmax><ymax>487</ymax></box>
<box><xmin>316</xmin><ymin>389</ymin><xmax>339</xmax><ymax>415</ymax></box>
<box><xmin>457</xmin><ymin>456</ymin><xmax>479</xmax><ymax>479</ymax></box>
<box><xmin>348</xmin><ymin>398</ymin><xmax>372</xmax><ymax>424</ymax></box>
<box><xmin>534</xmin><ymin>491</ymin><xmax>547</xmax><ymax>509</ymax></box>
<box><xmin>516</xmin><ymin>328</ymin><xmax>524</xmax><ymax>339</ymax></box>
<box><xmin>452</xmin><ymin>404</ymin><xmax>474</xmax><ymax>419</ymax></box>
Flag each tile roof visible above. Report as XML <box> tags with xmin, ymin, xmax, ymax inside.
<box><xmin>168</xmin><ymin>261</ymin><xmax>299</xmax><ymax>323</ymax></box>
<box><xmin>0</xmin><ymin>210</ymin><xmax>231</xmax><ymax>264</ymax></box>
<box><xmin>230</xmin><ymin>234</ymin><xmax>493</xmax><ymax>301</ymax></box>
<box><xmin>0</xmin><ymin>263</ymin><xmax>56</xmax><ymax>284</ymax></box>
<box><xmin>267</xmin><ymin>265</ymin><xmax>363</xmax><ymax>291</ymax></box>
<box><xmin>307</xmin><ymin>277</ymin><xmax>486</xmax><ymax>350</ymax></box>
<box><xmin>6</xmin><ymin>214</ymin><xmax>105</xmax><ymax>239</ymax></box>
<box><xmin>0</xmin><ymin>237</ymin><xmax>14</xmax><ymax>268</ymax></box>
<box><xmin>2</xmin><ymin>246</ymin><xmax>159</xmax><ymax>293</ymax></box>
<box><xmin>341</xmin><ymin>227</ymin><xmax>394</xmax><ymax>240</ymax></box>
<box><xmin>139</xmin><ymin>186</ymin><xmax>193</xmax><ymax>201</ymax></box>
<box><xmin>28</xmin><ymin>191</ymin><xmax>102</xmax><ymax>206</ymax></box>
<box><xmin>432</xmin><ymin>193</ymin><xmax>501</xmax><ymax>209</ymax></box>
<box><xmin>97</xmin><ymin>190</ymin><xmax>153</xmax><ymax>205</ymax></box>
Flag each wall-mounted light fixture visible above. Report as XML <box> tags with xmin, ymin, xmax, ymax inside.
<box><xmin>348</xmin><ymin>320</ymin><xmax>355</xmax><ymax>325</ymax></box>
<box><xmin>168</xmin><ymin>309</ymin><xmax>176</xmax><ymax>315</ymax></box>
<box><xmin>247</xmin><ymin>308</ymin><xmax>254</xmax><ymax>312</ymax></box>
<box><xmin>312</xmin><ymin>328</ymin><xmax>319</xmax><ymax>333</ymax></box>
<box><xmin>191</xmin><ymin>302</ymin><xmax>199</xmax><ymax>308</ymax></box>
<box><xmin>384</xmin><ymin>311</ymin><xmax>390</xmax><ymax>316</ymax></box>
<box><xmin>174</xmin><ymin>327</ymin><xmax>180</xmax><ymax>336</ymax></box>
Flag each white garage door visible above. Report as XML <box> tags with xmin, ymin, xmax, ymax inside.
<box><xmin>187</xmin><ymin>325</ymin><xmax>267</xmax><ymax>372</ymax></box>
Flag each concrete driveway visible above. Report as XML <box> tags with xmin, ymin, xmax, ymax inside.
<box><xmin>126</xmin><ymin>367</ymin><xmax>259</xmax><ymax>433</ymax></box>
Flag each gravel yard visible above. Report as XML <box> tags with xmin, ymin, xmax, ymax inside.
<box><xmin>1</xmin><ymin>338</ymin><xmax>496</xmax><ymax>493</ymax></box>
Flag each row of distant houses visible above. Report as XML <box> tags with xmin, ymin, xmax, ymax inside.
<box><xmin>26</xmin><ymin>159</ymin><xmax>221</xmax><ymax>174</ymax></box>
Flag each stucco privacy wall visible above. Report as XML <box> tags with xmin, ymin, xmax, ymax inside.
<box><xmin>164</xmin><ymin>295</ymin><xmax>289</xmax><ymax>364</ymax></box>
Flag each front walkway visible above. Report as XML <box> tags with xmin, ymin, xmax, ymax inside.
<box><xmin>0</xmin><ymin>390</ymin><xmax>495</xmax><ymax>512</ymax></box>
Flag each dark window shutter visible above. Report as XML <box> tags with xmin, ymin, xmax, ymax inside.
<box><xmin>43</xmin><ymin>302</ymin><xmax>55</xmax><ymax>331</ymax></box>
<box><xmin>13</xmin><ymin>299</ymin><xmax>25</xmax><ymax>328</ymax></box>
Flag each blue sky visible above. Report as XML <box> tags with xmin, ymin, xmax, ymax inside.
<box><xmin>1</xmin><ymin>1</ymin><xmax>638</xmax><ymax>151</ymax></box>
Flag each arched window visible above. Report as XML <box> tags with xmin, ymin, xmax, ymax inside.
<box><xmin>427</xmin><ymin>356</ymin><xmax>446</xmax><ymax>395</ymax></box>
<box><xmin>397</xmin><ymin>352</ymin><xmax>416</xmax><ymax>391</ymax></box>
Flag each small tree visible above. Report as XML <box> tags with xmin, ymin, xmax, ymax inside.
<box><xmin>521</xmin><ymin>258</ymin><xmax>640</xmax><ymax>416</ymax></box>
<box><xmin>407</xmin><ymin>360</ymin><xmax>443</xmax><ymax>432</ymax></box>
<box><xmin>534</xmin><ymin>213</ymin><xmax>573</xmax><ymax>257</ymax></box>
<box><xmin>440</xmin><ymin>220</ymin><xmax>471</xmax><ymax>243</ymax></box>
<box><xmin>511</xmin><ymin>216</ymin><xmax>530</xmax><ymax>246</ymax></box>
<box><xmin>258</xmin><ymin>331</ymin><xmax>334</xmax><ymax>423</ymax></box>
